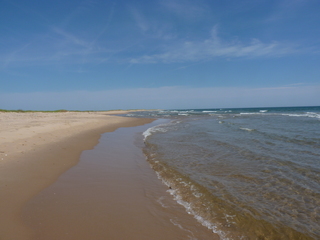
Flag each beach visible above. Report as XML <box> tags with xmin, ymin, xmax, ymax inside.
<box><xmin>0</xmin><ymin>111</ymin><xmax>215</xmax><ymax>240</ymax></box>
<box><xmin>0</xmin><ymin>111</ymin><xmax>151</xmax><ymax>239</ymax></box>
<box><xmin>2</xmin><ymin>108</ymin><xmax>318</xmax><ymax>239</ymax></box>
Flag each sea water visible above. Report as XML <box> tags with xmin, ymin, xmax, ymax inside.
<box><xmin>127</xmin><ymin>106</ymin><xmax>320</xmax><ymax>239</ymax></box>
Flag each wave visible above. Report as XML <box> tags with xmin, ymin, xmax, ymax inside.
<box><xmin>144</xmin><ymin>154</ymin><xmax>232</xmax><ymax>239</ymax></box>
<box><xmin>240</xmin><ymin>112</ymin><xmax>265</xmax><ymax>115</ymax></box>
<box><xmin>143</xmin><ymin>124</ymin><xmax>168</xmax><ymax>141</ymax></box>
<box><xmin>144</xmin><ymin>146</ymin><xmax>315</xmax><ymax>239</ymax></box>
<box><xmin>142</xmin><ymin>115</ymin><xmax>318</xmax><ymax>239</ymax></box>
<box><xmin>239</xmin><ymin>127</ymin><xmax>255</xmax><ymax>132</ymax></box>
<box><xmin>282</xmin><ymin>112</ymin><xmax>320</xmax><ymax>119</ymax></box>
<box><xmin>143</xmin><ymin>120</ymin><xmax>180</xmax><ymax>141</ymax></box>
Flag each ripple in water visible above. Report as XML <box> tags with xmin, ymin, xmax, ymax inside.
<box><xmin>142</xmin><ymin>106</ymin><xmax>320</xmax><ymax>239</ymax></box>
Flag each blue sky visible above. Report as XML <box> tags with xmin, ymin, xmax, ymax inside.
<box><xmin>1</xmin><ymin>0</ymin><xmax>320</xmax><ymax>110</ymax></box>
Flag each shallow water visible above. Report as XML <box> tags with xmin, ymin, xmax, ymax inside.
<box><xmin>136</xmin><ymin>106</ymin><xmax>320</xmax><ymax>239</ymax></box>
<box><xmin>23</xmin><ymin>121</ymin><xmax>216</xmax><ymax>240</ymax></box>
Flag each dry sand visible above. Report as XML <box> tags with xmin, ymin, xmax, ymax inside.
<box><xmin>0</xmin><ymin>111</ymin><xmax>154</xmax><ymax>240</ymax></box>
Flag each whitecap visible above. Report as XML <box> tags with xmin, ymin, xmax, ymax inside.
<box><xmin>240</xmin><ymin>127</ymin><xmax>255</xmax><ymax>132</ymax></box>
<box><xmin>282</xmin><ymin>112</ymin><xmax>320</xmax><ymax>119</ymax></box>
<box><xmin>240</xmin><ymin>112</ymin><xmax>263</xmax><ymax>115</ymax></box>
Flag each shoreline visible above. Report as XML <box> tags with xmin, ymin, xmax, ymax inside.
<box><xmin>0</xmin><ymin>111</ymin><xmax>154</xmax><ymax>239</ymax></box>
<box><xmin>21</xmin><ymin>120</ymin><xmax>216</xmax><ymax>239</ymax></box>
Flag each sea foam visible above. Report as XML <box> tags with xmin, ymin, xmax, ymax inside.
<box><xmin>143</xmin><ymin>121</ymin><xmax>179</xmax><ymax>140</ymax></box>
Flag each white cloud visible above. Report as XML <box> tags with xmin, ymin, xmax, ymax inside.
<box><xmin>130</xmin><ymin>26</ymin><xmax>298</xmax><ymax>63</ymax></box>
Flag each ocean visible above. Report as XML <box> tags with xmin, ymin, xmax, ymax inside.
<box><xmin>126</xmin><ymin>106</ymin><xmax>320</xmax><ymax>240</ymax></box>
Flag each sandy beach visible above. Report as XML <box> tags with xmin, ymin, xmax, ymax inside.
<box><xmin>0</xmin><ymin>111</ymin><xmax>216</xmax><ymax>240</ymax></box>
<box><xmin>0</xmin><ymin>111</ymin><xmax>154</xmax><ymax>239</ymax></box>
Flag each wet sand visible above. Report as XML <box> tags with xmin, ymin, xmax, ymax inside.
<box><xmin>0</xmin><ymin>111</ymin><xmax>154</xmax><ymax>239</ymax></box>
<box><xmin>22</xmin><ymin>120</ymin><xmax>217</xmax><ymax>239</ymax></box>
<box><xmin>0</xmin><ymin>112</ymin><xmax>217</xmax><ymax>239</ymax></box>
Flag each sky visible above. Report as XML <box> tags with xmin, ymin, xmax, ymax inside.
<box><xmin>1</xmin><ymin>0</ymin><xmax>320</xmax><ymax>110</ymax></box>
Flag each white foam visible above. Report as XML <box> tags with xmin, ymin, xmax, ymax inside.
<box><xmin>159</xmin><ymin>179</ymin><xmax>231</xmax><ymax>240</ymax></box>
<box><xmin>148</xmin><ymin>162</ymin><xmax>231</xmax><ymax>239</ymax></box>
<box><xmin>167</xmin><ymin>188</ymin><xmax>230</xmax><ymax>239</ymax></box>
<box><xmin>170</xmin><ymin>110</ymin><xmax>188</xmax><ymax>113</ymax></box>
<box><xmin>143</xmin><ymin>124</ymin><xmax>168</xmax><ymax>140</ymax></box>
<box><xmin>259</xmin><ymin>110</ymin><xmax>268</xmax><ymax>113</ymax></box>
<box><xmin>240</xmin><ymin>127</ymin><xmax>255</xmax><ymax>132</ymax></box>
<box><xmin>223</xmin><ymin>214</ymin><xmax>237</xmax><ymax>225</ymax></box>
<box><xmin>282</xmin><ymin>112</ymin><xmax>320</xmax><ymax>119</ymax></box>
<box><xmin>307</xmin><ymin>112</ymin><xmax>320</xmax><ymax>119</ymax></box>
<box><xmin>143</xmin><ymin>120</ymin><xmax>182</xmax><ymax>141</ymax></box>
<box><xmin>170</xmin><ymin>219</ymin><xmax>197</xmax><ymax>240</ymax></box>
<box><xmin>192</xmin><ymin>192</ymin><xmax>203</xmax><ymax>198</ymax></box>
<box><xmin>156</xmin><ymin>196</ymin><xmax>169</xmax><ymax>208</ymax></box>
<box><xmin>240</xmin><ymin>112</ymin><xmax>261</xmax><ymax>115</ymax></box>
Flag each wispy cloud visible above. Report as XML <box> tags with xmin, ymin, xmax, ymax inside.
<box><xmin>1</xmin><ymin>42</ymin><xmax>34</xmax><ymax>69</ymax></box>
<box><xmin>90</xmin><ymin>1</ymin><xmax>116</xmax><ymax>46</ymax></box>
<box><xmin>53</xmin><ymin>27</ymin><xmax>91</xmax><ymax>49</ymax></box>
<box><xmin>0</xmin><ymin>0</ymin><xmax>120</xmax><ymax>69</ymax></box>
<box><xmin>129</xmin><ymin>7</ymin><xmax>175</xmax><ymax>40</ymax></box>
<box><xmin>130</xmin><ymin>26</ymin><xmax>298</xmax><ymax>63</ymax></box>
<box><xmin>0</xmin><ymin>23</ymin><xmax>300</xmax><ymax>69</ymax></box>
<box><xmin>130</xmin><ymin>8</ymin><xmax>150</xmax><ymax>33</ymax></box>
<box><xmin>284</xmin><ymin>82</ymin><xmax>307</xmax><ymax>87</ymax></box>
<box><xmin>0</xmin><ymin>26</ymin><xmax>114</xmax><ymax>68</ymax></box>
